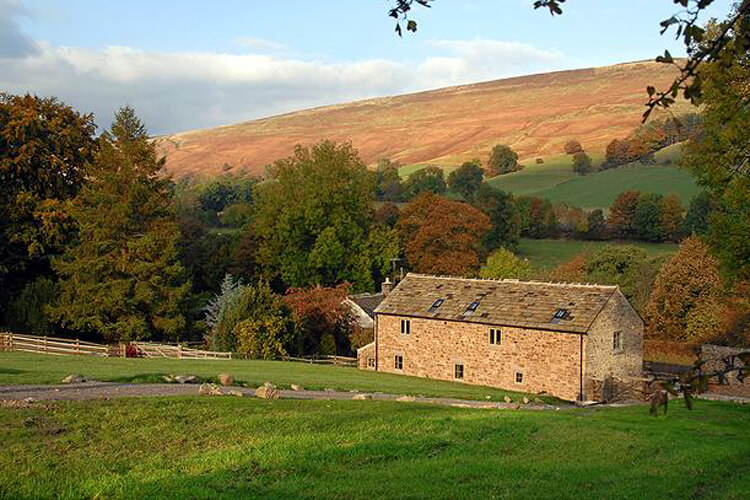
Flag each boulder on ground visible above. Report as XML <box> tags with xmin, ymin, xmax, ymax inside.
<box><xmin>255</xmin><ymin>384</ymin><xmax>280</xmax><ymax>399</ymax></box>
<box><xmin>290</xmin><ymin>384</ymin><xmax>304</xmax><ymax>392</ymax></box>
<box><xmin>162</xmin><ymin>375</ymin><xmax>175</xmax><ymax>383</ymax></box>
<box><xmin>217</xmin><ymin>373</ymin><xmax>234</xmax><ymax>386</ymax></box>
<box><xmin>352</xmin><ymin>393</ymin><xmax>373</xmax><ymax>400</ymax></box>
<box><xmin>174</xmin><ymin>375</ymin><xmax>198</xmax><ymax>384</ymax></box>
<box><xmin>227</xmin><ymin>388</ymin><xmax>245</xmax><ymax>398</ymax></box>
<box><xmin>503</xmin><ymin>396</ymin><xmax>512</xmax><ymax>403</ymax></box>
<box><xmin>62</xmin><ymin>374</ymin><xmax>86</xmax><ymax>384</ymax></box>
<box><xmin>396</xmin><ymin>395</ymin><xmax>416</xmax><ymax>403</ymax></box>
<box><xmin>198</xmin><ymin>383</ymin><xmax>223</xmax><ymax>396</ymax></box>
<box><xmin>324</xmin><ymin>387</ymin><xmax>335</xmax><ymax>392</ymax></box>
<box><xmin>522</xmin><ymin>396</ymin><xmax>530</xmax><ymax>404</ymax></box>
<box><xmin>533</xmin><ymin>397</ymin><xmax>546</xmax><ymax>405</ymax></box>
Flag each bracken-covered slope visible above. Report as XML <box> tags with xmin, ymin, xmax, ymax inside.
<box><xmin>157</xmin><ymin>60</ymin><xmax>690</xmax><ymax>179</ymax></box>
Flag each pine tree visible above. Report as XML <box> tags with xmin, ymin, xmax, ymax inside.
<box><xmin>50</xmin><ymin>107</ymin><xmax>191</xmax><ymax>341</ymax></box>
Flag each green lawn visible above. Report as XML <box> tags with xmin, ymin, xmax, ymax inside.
<box><xmin>486</xmin><ymin>154</ymin><xmax>578</xmax><ymax>196</ymax></box>
<box><xmin>518</xmin><ymin>238</ymin><xmax>679</xmax><ymax>269</ymax></box>
<box><xmin>0</xmin><ymin>352</ymin><xmax>545</xmax><ymax>402</ymax></box>
<box><xmin>1</xmin><ymin>397</ymin><xmax>748</xmax><ymax>499</ymax></box>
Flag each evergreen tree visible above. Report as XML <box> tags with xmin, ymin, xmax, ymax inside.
<box><xmin>50</xmin><ymin>107</ymin><xmax>191</xmax><ymax>341</ymax></box>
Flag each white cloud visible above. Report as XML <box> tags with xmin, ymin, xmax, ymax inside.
<box><xmin>0</xmin><ymin>18</ymin><xmax>567</xmax><ymax>134</ymax></box>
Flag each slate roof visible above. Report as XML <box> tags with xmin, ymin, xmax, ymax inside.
<box><xmin>373</xmin><ymin>273</ymin><xmax>619</xmax><ymax>334</ymax></box>
<box><xmin>349</xmin><ymin>292</ymin><xmax>385</xmax><ymax>319</ymax></box>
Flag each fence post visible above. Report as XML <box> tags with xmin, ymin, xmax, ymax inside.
<box><xmin>178</xmin><ymin>344</ymin><xmax>182</xmax><ymax>359</ymax></box>
<box><xmin>44</xmin><ymin>336</ymin><xmax>48</xmax><ymax>353</ymax></box>
<box><xmin>75</xmin><ymin>338</ymin><xmax>80</xmax><ymax>354</ymax></box>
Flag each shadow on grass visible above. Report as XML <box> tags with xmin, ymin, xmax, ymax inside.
<box><xmin>0</xmin><ymin>367</ymin><xmax>26</xmax><ymax>375</ymax></box>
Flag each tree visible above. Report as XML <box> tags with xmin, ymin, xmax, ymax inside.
<box><xmin>682</xmin><ymin>48</ymin><xmax>750</xmax><ymax>281</ymax></box>
<box><xmin>645</xmin><ymin>236</ymin><xmax>724</xmax><ymax>342</ymax></box>
<box><xmin>471</xmin><ymin>183</ymin><xmax>520</xmax><ymax>250</ymax></box>
<box><xmin>633</xmin><ymin>193</ymin><xmax>664</xmax><ymax>242</ymax></box>
<box><xmin>0</xmin><ymin>93</ymin><xmax>97</xmax><ymax>321</ymax></box>
<box><xmin>517</xmin><ymin>196</ymin><xmax>557</xmax><ymax>238</ymax></box>
<box><xmin>586</xmin><ymin>245</ymin><xmax>647</xmax><ymax>302</ymax></box>
<box><xmin>586</xmin><ymin>209</ymin><xmax>608</xmax><ymax>240</ymax></box>
<box><xmin>479</xmin><ymin>248</ymin><xmax>531</xmax><ymax>280</ymax></box>
<box><xmin>572</xmin><ymin>152</ymin><xmax>592</xmax><ymax>175</ymax></box>
<box><xmin>608</xmin><ymin>191</ymin><xmax>641</xmax><ymax>239</ymax></box>
<box><xmin>284</xmin><ymin>284</ymin><xmax>353</xmax><ymax>356</ymax></box>
<box><xmin>564</xmin><ymin>139</ymin><xmax>584</xmax><ymax>155</ymax></box>
<box><xmin>376</xmin><ymin>159</ymin><xmax>404</xmax><ymax>202</ymax></box>
<box><xmin>403</xmin><ymin>166</ymin><xmax>446</xmax><ymax>198</ymax></box>
<box><xmin>397</xmin><ymin>192</ymin><xmax>490</xmax><ymax>276</ymax></box>
<box><xmin>603</xmin><ymin>138</ymin><xmax>631</xmax><ymax>169</ymax></box>
<box><xmin>373</xmin><ymin>202</ymin><xmax>400</xmax><ymax>228</ymax></box>
<box><xmin>660</xmin><ymin>194</ymin><xmax>684</xmax><ymax>242</ymax></box>
<box><xmin>543</xmin><ymin>253</ymin><xmax>589</xmax><ymax>283</ymax></box>
<box><xmin>487</xmin><ymin>144</ymin><xmax>522</xmax><ymax>177</ymax></box>
<box><xmin>233</xmin><ymin>282</ymin><xmax>293</xmax><ymax>358</ymax></box>
<box><xmin>447</xmin><ymin>161</ymin><xmax>484</xmax><ymax>198</ymax></box>
<box><xmin>5</xmin><ymin>277</ymin><xmax>58</xmax><ymax>335</ymax></box>
<box><xmin>253</xmin><ymin>140</ymin><xmax>390</xmax><ymax>291</ymax></box>
<box><xmin>49</xmin><ymin>107</ymin><xmax>191</xmax><ymax>342</ymax></box>
<box><xmin>681</xmin><ymin>191</ymin><xmax>712</xmax><ymax>237</ymax></box>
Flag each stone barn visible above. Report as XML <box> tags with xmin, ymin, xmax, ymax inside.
<box><xmin>357</xmin><ymin>273</ymin><xmax>644</xmax><ymax>401</ymax></box>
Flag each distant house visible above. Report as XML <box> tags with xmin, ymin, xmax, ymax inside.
<box><xmin>357</xmin><ymin>273</ymin><xmax>644</xmax><ymax>402</ymax></box>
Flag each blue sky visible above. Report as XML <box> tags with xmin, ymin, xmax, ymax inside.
<box><xmin>1</xmin><ymin>0</ymin><xmax>732</xmax><ymax>134</ymax></box>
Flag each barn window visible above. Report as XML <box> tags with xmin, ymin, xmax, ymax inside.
<box><xmin>515</xmin><ymin>372</ymin><xmax>524</xmax><ymax>384</ymax></box>
<box><xmin>489</xmin><ymin>328</ymin><xmax>502</xmax><ymax>345</ymax></box>
<box><xmin>613</xmin><ymin>331</ymin><xmax>622</xmax><ymax>351</ymax></box>
<box><xmin>367</xmin><ymin>357</ymin><xmax>375</xmax><ymax>368</ymax></box>
<box><xmin>454</xmin><ymin>363</ymin><xmax>464</xmax><ymax>380</ymax></box>
<box><xmin>395</xmin><ymin>355</ymin><xmax>403</xmax><ymax>370</ymax></box>
<box><xmin>400</xmin><ymin>319</ymin><xmax>410</xmax><ymax>335</ymax></box>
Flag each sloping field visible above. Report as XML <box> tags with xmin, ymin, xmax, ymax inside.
<box><xmin>157</xmin><ymin>61</ymin><xmax>690</xmax><ymax>179</ymax></box>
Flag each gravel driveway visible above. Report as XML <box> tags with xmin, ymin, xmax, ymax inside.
<box><xmin>0</xmin><ymin>381</ymin><xmax>563</xmax><ymax>410</ymax></box>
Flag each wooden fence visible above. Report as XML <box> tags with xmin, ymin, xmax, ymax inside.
<box><xmin>283</xmin><ymin>354</ymin><xmax>357</xmax><ymax>367</ymax></box>
<box><xmin>0</xmin><ymin>332</ymin><xmax>110</xmax><ymax>357</ymax></box>
<box><xmin>129</xmin><ymin>341</ymin><xmax>232</xmax><ymax>360</ymax></box>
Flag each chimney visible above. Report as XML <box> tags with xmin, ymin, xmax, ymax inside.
<box><xmin>381</xmin><ymin>277</ymin><xmax>393</xmax><ymax>297</ymax></box>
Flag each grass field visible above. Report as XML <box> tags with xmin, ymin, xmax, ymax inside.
<box><xmin>518</xmin><ymin>238</ymin><xmax>679</xmax><ymax>269</ymax></box>
<box><xmin>0</xmin><ymin>353</ymin><xmax>546</xmax><ymax>402</ymax></box>
<box><xmin>1</xmin><ymin>396</ymin><xmax>749</xmax><ymax>499</ymax></box>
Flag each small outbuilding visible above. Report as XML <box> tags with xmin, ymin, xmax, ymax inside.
<box><xmin>358</xmin><ymin>273</ymin><xmax>644</xmax><ymax>401</ymax></box>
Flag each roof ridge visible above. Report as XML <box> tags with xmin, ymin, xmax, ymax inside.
<box><xmin>404</xmin><ymin>272</ymin><xmax>617</xmax><ymax>289</ymax></box>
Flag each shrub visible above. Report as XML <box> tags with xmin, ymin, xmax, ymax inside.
<box><xmin>572</xmin><ymin>152</ymin><xmax>592</xmax><ymax>175</ymax></box>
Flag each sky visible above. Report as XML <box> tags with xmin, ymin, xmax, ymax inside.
<box><xmin>0</xmin><ymin>0</ymin><xmax>733</xmax><ymax>135</ymax></box>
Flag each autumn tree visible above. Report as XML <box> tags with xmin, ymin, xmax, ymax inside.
<box><xmin>586</xmin><ymin>209</ymin><xmax>608</xmax><ymax>240</ymax></box>
<box><xmin>403</xmin><ymin>166</ymin><xmax>446</xmax><ymax>198</ymax></box>
<box><xmin>645</xmin><ymin>236</ymin><xmax>724</xmax><ymax>342</ymax></box>
<box><xmin>471</xmin><ymin>183</ymin><xmax>520</xmax><ymax>250</ymax></box>
<box><xmin>487</xmin><ymin>144</ymin><xmax>522</xmax><ymax>177</ymax></box>
<box><xmin>479</xmin><ymin>248</ymin><xmax>531</xmax><ymax>280</ymax></box>
<box><xmin>660</xmin><ymin>194</ymin><xmax>684</xmax><ymax>242</ymax></box>
<box><xmin>253</xmin><ymin>140</ymin><xmax>396</xmax><ymax>291</ymax></box>
<box><xmin>0</xmin><ymin>93</ymin><xmax>97</xmax><ymax>323</ymax></box>
<box><xmin>373</xmin><ymin>202</ymin><xmax>400</xmax><ymax>228</ymax></box>
<box><xmin>284</xmin><ymin>284</ymin><xmax>353</xmax><ymax>356</ymax></box>
<box><xmin>543</xmin><ymin>253</ymin><xmax>589</xmax><ymax>283</ymax></box>
<box><xmin>517</xmin><ymin>196</ymin><xmax>557</xmax><ymax>238</ymax></box>
<box><xmin>447</xmin><ymin>161</ymin><xmax>484</xmax><ymax>198</ymax></box>
<box><xmin>563</xmin><ymin>139</ymin><xmax>584</xmax><ymax>155</ymax></box>
<box><xmin>608</xmin><ymin>190</ymin><xmax>641</xmax><ymax>239</ymax></box>
<box><xmin>50</xmin><ymin>107</ymin><xmax>191</xmax><ymax>341</ymax></box>
<box><xmin>397</xmin><ymin>192</ymin><xmax>490</xmax><ymax>276</ymax></box>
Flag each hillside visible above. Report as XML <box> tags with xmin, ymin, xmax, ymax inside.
<box><xmin>157</xmin><ymin>61</ymin><xmax>691</xmax><ymax>179</ymax></box>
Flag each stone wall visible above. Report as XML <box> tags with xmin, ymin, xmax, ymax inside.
<box><xmin>356</xmin><ymin>342</ymin><xmax>376</xmax><ymax>370</ymax></box>
<box><xmin>375</xmin><ymin>314</ymin><xmax>585</xmax><ymax>401</ymax></box>
<box><xmin>699</xmin><ymin>344</ymin><xmax>750</xmax><ymax>397</ymax></box>
<box><xmin>584</xmin><ymin>289</ymin><xmax>644</xmax><ymax>399</ymax></box>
